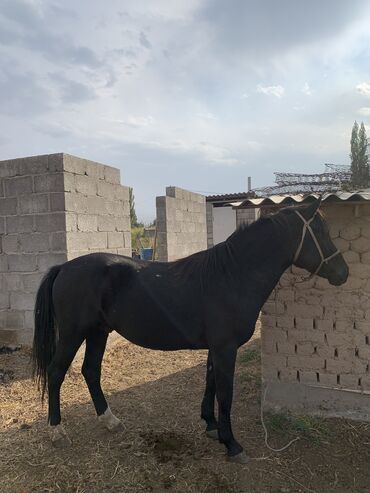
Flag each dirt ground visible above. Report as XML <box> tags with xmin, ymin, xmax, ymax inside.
<box><xmin>1</xmin><ymin>328</ymin><xmax>370</xmax><ymax>493</ymax></box>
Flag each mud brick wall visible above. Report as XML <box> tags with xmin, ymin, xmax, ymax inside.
<box><xmin>156</xmin><ymin>187</ymin><xmax>207</xmax><ymax>261</ymax></box>
<box><xmin>261</xmin><ymin>203</ymin><xmax>370</xmax><ymax>419</ymax></box>
<box><xmin>0</xmin><ymin>153</ymin><xmax>131</xmax><ymax>345</ymax></box>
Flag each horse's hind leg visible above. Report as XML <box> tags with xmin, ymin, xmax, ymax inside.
<box><xmin>48</xmin><ymin>331</ymin><xmax>84</xmax><ymax>446</ymax></box>
<box><xmin>82</xmin><ymin>330</ymin><xmax>123</xmax><ymax>432</ymax></box>
<box><xmin>201</xmin><ymin>351</ymin><xmax>218</xmax><ymax>439</ymax></box>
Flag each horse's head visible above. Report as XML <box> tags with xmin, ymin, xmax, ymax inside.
<box><xmin>286</xmin><ymin>200</ymin><xmax>349</xmax><ymax>286</ymax></box>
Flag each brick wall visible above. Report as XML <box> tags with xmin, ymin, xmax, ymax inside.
<box><xmin>0</xmin><ymin>153</ymin><xmax>131</xmax><ymax>345</ymax></box>
<box><xmin>261</xmin><ymin>203</ymin><xmax>370</xmax><ymax>419</ymax></box>
<box><xmin>156</xmin><ymin>187</ymin><xmax>207</xmax><ymax>261</ymax></box>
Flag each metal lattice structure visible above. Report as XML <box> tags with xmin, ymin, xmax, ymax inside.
<box><xmin>253</xmin><ymin>164</ymin><xmax>351</xmax><ymax>196</ymax></box>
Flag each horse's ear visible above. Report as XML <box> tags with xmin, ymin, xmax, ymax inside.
<box><xmin>302</xmin><ymin>197</ymin><xmax>322</xmax><ymax>219</ymax></box>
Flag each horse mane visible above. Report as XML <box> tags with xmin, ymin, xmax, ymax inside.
<box><xmin>168</xmin><ymin>213</ymin><xmax>279</xmax><ymax>288</ymax></box>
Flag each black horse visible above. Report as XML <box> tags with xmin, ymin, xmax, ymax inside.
<box><xmin>32</xmin><ymin>200</ymin><xmax>348</xmax><ymax>463</ymax></box>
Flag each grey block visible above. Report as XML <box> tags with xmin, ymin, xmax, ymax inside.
<box><xmin>24</xmin><ymin>310</ymin><xmax>34</xmax><ymax>329</ymax></box>
<box><xmin>35</xmin><ymin>213</ymin><xmax>66</xmax><ymax>232</ymax></box>
<box><xmin>19</xmin><ymin>194</ymin><xmax>49</xmax><ymax>214</ymax></box>
<box><xmin>16</xmin><ymin>155</ymin><xmax>50</xmax><ymax>175</ymax></box>
<box><xmin>104</xmin><ymin>165</ymin><xmax>120</xmax><ymax>184</ymax></box>
<box><xmin>10</xmin><ymin>291</ymin><xmax>35</xmax><ymax>311</ymax></box>
<box><xmin>0</xmin><ymin>311</ymin><xmax>24</xmax><ymax>330</ymax></box>
<box><xmin>6</xmin><ymin>215</ymin><xmax>34</xmax><ymax>234</ymax></box>
<box><xmin>0</xmin><ymin>217</ymin><xmax>4</xmax><ymax>234</ymax></box>
<box><xmin>75</xmin><ymin>175</ymin><xmax>98</xmax><ymax>196</ymax></box>
<box><xmin>98</xmin><ymin>216</ymin><xmax>116</xmax><ymax>232</ymax></box>
<box><xmin>0</xmin><ymin>179</ymin><xmax>3</xmax><ymax>197</ymax></box>
<box><xmin>88</xmin><ymin>232</ymin><xmax>107</xmax><ymax>249</ymax></box>
<box><xmin>34</xmin><ymin>173</ymin><xmax>64</xmax><ymax>193</ymax></box>
<box><xmin>66</xmin><ymin>232</ymin><xmax>90</xmax><ymax>252</ymax></box>
<box><xmin>85</xmin><ymin>161</ymin><xmax>105</xmax><ymax>180</ymax></box>
<box><xmin>19</xmin><ymin>233</ymin><xmax>50</xmax><ymax>253</ymax></box>
<box><xmin>47</xmin><ymin>153</ymin><xmax>64</xmax><ymax>172</ymax></box>
<box><xmin>4</xmin><ymin>176</ymin><xmax>33</xmax><ymax>197</ymax></box>
<box><xmin>62</xmin><ymin>154</ymin><xmax>87</xmax><ymax>175</ymax></box>
<box><xmin>0</xmin><ymin>197</ymin><xmax>18</xmax><ymax>215</ymax></box>
<box><xmin>23</xmin><ymin>272</ymin><xmax>44</xmax><ymax>292</ymax></box>
<box><xmin>8</xmin><ymin>254</ymin><xmax>37</xmax><ymax>272</ymax></box>
<box><xmin>51</xmin><ymin>232</ymin><xmax>67</xmax><ymax>252</ymax></box>
<box><xmin>0</xmin><ymin>255</ymin><xmax>8</xmax><ymax>272</ymax></box>
<box><xmin>0</xmin><ymin>160</ymin><xmax>18</xmax><ymax>178</ymax></box>
<box><xmin>50</xmin><ymin>192</ymin><xmax>65</xmax><ymax>211</ymax></box>
<box><xmin>123</xmin><ymin>231</ymin><xmax>131</xmax><ymax>248</ymax></box>
<box><xmin>77</xmin><ymin>214</ymin><xmax>98</xmax><ymax>232</ymax></box>
<box><xmin>37</xmin><ymin>253</ymin><xmax>67</xmax><ymax>271</ymax></box>
<box><xmin>107</xmin><ymin>231</ymin><xmax>123</xmax><ymax>248</ymax></box>
<box><xmin>0</xmin><ymin>292</ymin><xmax>9</xmax><ymax>310</ymax></box>
<box><xmin>2</xmin><ymin>235</ymin><xmax>19</xmax><ymax>253</ymax></box>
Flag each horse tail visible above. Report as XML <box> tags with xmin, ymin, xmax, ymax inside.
<box><xmin>32</xmin><ymin>264</ymin><xmax>62</xmax><ymax>401</ymax></box>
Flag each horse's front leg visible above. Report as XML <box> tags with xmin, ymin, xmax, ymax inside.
<box><xmin>212</xmin><ymin>344</ymin><xmax>249</xmax><ymax>463</ymax></box>
<box><xmin>201</xmin><ymin>351</ymin><xmax>218</xmax><ymax>439</ymax></box>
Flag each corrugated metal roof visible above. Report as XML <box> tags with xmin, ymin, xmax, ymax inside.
<box><xmin>206</xmin><ymin>192</ymin><xmax>255</xmax><ymax>202</ymax></box>
<box><xmin>234</xmin><ymin>189</ymin><xmax>370</xmax><ymax>208</ymax></box>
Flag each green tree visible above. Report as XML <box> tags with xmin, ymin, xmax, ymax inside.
<box><xmin>350</xmin><ymin>121</ymin><xmax>369</xmax><ymax>188</ymax></box>
<box><xmin>129</xmin><ymin>187</ymin><xmax>138</xmax><ymax>227</ymax></box>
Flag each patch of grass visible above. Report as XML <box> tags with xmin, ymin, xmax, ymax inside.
<box><xmin>238</xmin><ymin>349</ymin><xmax>260</xmax><ymax>365</ymax></box>
<box><xmin>266</xmin><ymin>413</ymin><xmax>331</xmax><ymax>443</ymax></box>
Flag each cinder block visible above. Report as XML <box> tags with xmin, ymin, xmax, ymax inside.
<box><xmin>66</xmin><ymin>232</ymin><xmax>90</xmax><ymax>252</ymax></box>
<box><xmin>88</xmin><ymin>232</ymin><xmax>107</xmax><ymax>250</ymax></box>
<box><xmin>287</xmin><ymin>329</ymin><xmax>325</xmax><ymax>344</ymax></box>
<box><xmin>48</xmin><ymin>153</ymin><xmax>64</xmax><ymax>173</ymax></box>
<box><xmin>0</xmin><ymin>217</ymin><xmax>4</xmax><ymax>234</ymax></box>
<box><xmin>297</xmin><ymin>341</ymin><xmax>315</xmax><ymax>356</ymax></box>
<box><xmin>4</xmin><ymin>176</ymin><xmax>33</xmax><ymax>196</ymax></box>
<box><xmin>0</xmin><ymin>160</ymin><xmax>18</xmax><ymax>178</ymax></box>
<box><xmin>37</xmin><ymin>253</ymin><xmax>66</xmax><ymax>271</ymax></box>
<box><xmin>64</xmin><ymin>173</ymin><xmax>76</xmax><ymax>192</ymax></box>
<box><xmin>0</xmin><ymin>197</ymin><xmax>17</xmax><ymax>215</ymax></box>
<box><xmin>23</xmin><ymin>272</ymin><xmax>44</xmax><ymax>292</ymax></box>
<box><xmin>2</xmin><ymin>234</ymin><xmax>19</xmax><ymax>253</ymax></box>
<box><xmin>36</xmin><ymin>213</ymin><xmax>66</xmax><ymax>232</ymax></box>
<box><xmin>62</xmin><ymin>154</ymin><xmax>87</xmax><ymax>175</ymax></box>
<box><xmin>34</xmin><ymin>173</ymin><xmax>64</xmax><ymax>193</ymax></box>
<box><xmin>104</xmin><ymin>165</ymin><xmax>120</xmax><ymax>184</ymax></box>
<box><xmin>276</xmin><ymin>342</ymin><xmax>295</xmax><ymax>355</ymax></box>
<box><xmin>8</xmin><ymin>254</ymin><xmax>37</xmax><ymax>272</ymax></box>
<box><xmin>19</xmin><ymin>233</ymin><xmax>50</xmax><ymax>253</ymax></box>
<box><xmin>123</xmin><ymin>231</ymin><xmax>131</xmax><ymax>247</ymax></box>
<box><xmin>98</xmin><ymin>216</ymin><xmax>116</xmax><ymax>232</ymax></box>
<box><xmin>17</xmin><ymin>154</ymin><xmax>50</xmax><ymax>175</ymax></box>
<box><xmin>75</xmin><ymin>175</ymin><xmax>98</xmax><ymax>196</ymax></box>
<box><xmin>285</xmin><ymin>302</ymin><xmax>323</xmax><ymax>319</ymax></box>
<box><xmin>262</xmin><ymin>301</ymin><xmax>285</xmax><ymax>315</ymax></box>
<box><xmin>0</xmin><ymin>292</ymin><xmax>9</xmax><ymax>309</ymax></box>
<box><xmin>19</xmin><ymin>194</ymin><xmax>49</xmax><ymax>214</ymax></box>
<box><xmin>51</xmin><ymin>232</ymin><xmax>66</xmax><ymax>252</ymax></box>
<box><xmin>10</xmin><ymin>292</ymin><xmax>35</xmax><ymax>311</ymax></box>
<box><xmin>77</xmin><ymin>215</ymin><xmax>98</xmax><ymax>232</ymax></box>
<box><xmin>300</xmin><ymin>371</ymin><xmax>319</xmax><ymax>384</ymax></box>
<box><xmin>6</xmin><ymin>215</ymin><xmax>34</xmax><ymax>234</ymax></box>
<box><xmin>0</xmin><ymin>255</ymin><xmax>8</xmax><ymax>272</ymax></box>
<box><xmin>24</xmin><ymin>310</ymin><xmax>34</xmax><ymax>329</ymax></box>
<box><xmin>0</xmin><ymin>310</ymin><xmax>24</xmax><ymax>329</ymax></box>
<box><xmin>50</xmin><ymin>192</ymin><xmax>65</xmax><ymax>211</ymax></box>
<box><xmin>276</xmin><ymin>315</ymin><xmax>295</xmax><ymax>329</ymax></box>
<box><xmin>262</xmin><ymin>354</ymin><xmax>287</xmax><ymax>368</ymax></box>
<box><xmin>107</xmin><ymin>232</ymin><xmax>124</xmax><ymax>248</ymax></box>
<box><xmin>85</xmin><ymin>161</ymin><xmax>104</xmax><ymax>180</ymax></box>
<box><xmin>65</xmin><ymin>213</ymin><xmax>77</xmax><ymax>232</ymax></box>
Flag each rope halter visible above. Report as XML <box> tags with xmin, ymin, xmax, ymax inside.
<box><xmin>293</xmin><ymin>209</ymin><xmax>341</xmax><ymax>279</ymax></box>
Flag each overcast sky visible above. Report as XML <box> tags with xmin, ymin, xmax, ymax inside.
<box><xmin>1</xmin><ymin>0</ymin><xmax>370</xmax><ymax>221</ymax></box>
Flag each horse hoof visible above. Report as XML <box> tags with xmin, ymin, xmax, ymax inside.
<box><xmin>228</xmin><ymin>451</ymin><xmax>250</xmax><ymax>464</ymax></box>
<box><xmin>206</xmin><ymin>429</ymin><xmax>218</xmax><ymax>440</ymax></box>
<box><xmin>50</xmin><ymin>425</ymin><xmax>71</xmax><ymax>448</ymax></box>
<box><xmin>98</xmin><ymin>407</ymin><xmax>124</xmax><ymax>432</ymax></box>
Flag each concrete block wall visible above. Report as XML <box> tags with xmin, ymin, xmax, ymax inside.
<box><xmin>206</xmin><ymin>202</ymin><xmax>214</xmax><ymax>248</ymax></box>
<box><xmin>156</xmin><ymin>187</ymin><xmax>207</xmax><ymax>261</ymax></box>
<box><xmin>261</xmin><ymin>203</ymin><xmax>370</xmax><ymax>419</ymax></box>
<box><xmin>62</xmin><ymin>154</ymin><xmax>131</xmax><ymax>260</ymax></box>
<box><xmin>0</xmin><ymin>153</ymin><xmax>131</xmax><ymax>345</ymax></box>
<box><xmin>236</xmin><ymin>207</ymin><xmax>259</xmax><ymax>227</ymax></box>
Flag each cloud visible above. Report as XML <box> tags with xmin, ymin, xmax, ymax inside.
<box><xmin>358</xmin><ymin>107</ymin><xmax>370</xmax><ymax>116</ymax></box>
<box><xmin>257</xmin><ymin>84</ymin><xmax>285</xmax><ymax>98</ymax></box>
<box><xmin>356</xmin><ymin>82</ymin><xmax>370</xmax><ymax>98</ymax></box>
<box><xmin>301</xmin><ymin>82</ymin><xmax>312</xmax><ymax>96</ymax></box>
<box><xmin>49</xmin><ymin>72</ymin><xmax>97</xmax><ymax>104</ymax></box>
<box><xmin>139</xmin><ymin>31</ymin><xmax>152</xmax><ymax>49</ymax></box>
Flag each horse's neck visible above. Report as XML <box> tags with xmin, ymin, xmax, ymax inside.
<box><xmin>228</xmin><ymin>216</ymin><xmax>296</xmax><ymax>301</ymax></box>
